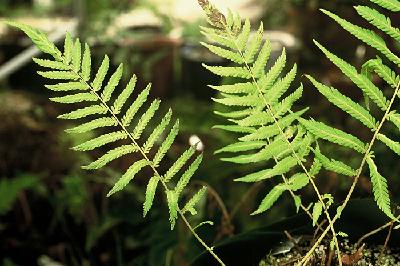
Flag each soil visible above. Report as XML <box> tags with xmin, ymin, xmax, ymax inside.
<box><xmin>259</xmin><ymin>237</ymin><xmax>400</xmax><ymax>266</ymax></box>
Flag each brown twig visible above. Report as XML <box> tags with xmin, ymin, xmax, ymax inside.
<box><xmin>377</xmin><ymin>221</ymin><xmax>394</xmax><ymax>263</ymax></box>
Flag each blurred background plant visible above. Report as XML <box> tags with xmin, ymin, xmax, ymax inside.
<box><xmin>0</xmin><ymin>0</ymin><xmax>399</xmax><ymax>265</ymax></box>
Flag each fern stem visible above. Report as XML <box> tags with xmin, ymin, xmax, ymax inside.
<box><xmin>299</xmin><ymin>79</ymin><xmax>400</xmax><ymax>266</ymax></box>
<box><xmin>62</xmin><ymin>59</ymin><xmax>225</xmax><ymax>266</ymax></box>
<box><xmin>222</xmin><ymin>23</ymin><xmax>342</xmax><ymax>264</ymax></box>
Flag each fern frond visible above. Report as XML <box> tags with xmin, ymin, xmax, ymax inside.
<box><xmin>38</xmin><ymin>70</ymin><xmax>78</xmax><ymax>80</ymax></box>
<box><xmin>143</xmin><ymin>175</ymin><xmax>159</xmax><ymax>217</ymax></box>
<box><xmin>73</xmin><ymin>131</ymin><xmax>127</xmax><ymax>151</ymax></box>
<box><xmin>252</xmin><ymin>38</ymin><xmax>272</xmax><ymax>78</ymax></box>
<box><xmin>314</xmin><ymin>147</ymin><xmax>356</xmax><ymax>176</ymax></box>
<box><xmin>181</xmin><ymin>186</ymin><xmax>207</xmax><ymax>216</ymax></box>
<box><xmin>50</xmin><ymin>93</ymin><xmax>97</xmax><ymax>104</ymax></box>
<box><xmin>213</xmin><ymin>125</ymin><xmax>255</xmax><ymax>133</ymax></box>
<box><xmin>265</xmin><ymin>64</ymin><xmax>297</xmax><ymax>104</ymax></box>
<box><xmin>355</xmin><ymin>6</ymin><xmax>400</xmax><ymax>42</ymax></box>
<box><xmin>321</xmin><ymin>9</ymin><xmax>400</xmax><ymax>66</ymax></box>
<box><xmin>213</xmin><ymin>94</ymin><xmax>263</xmax><ymax>107</ymax></box>
<box><xmin>369</xmin><ymin>0</ymin><xmax>400</xmax><ymax>12</ymax></box>
<box><xmin>65</xmin><ymin>117</ymin><xmax>117</xmax><ymax>134</ymax></box>
<box><xmin>209</xmin><ymin>82</ymin><xmax>256</xmax><ymax>94</ymax></box>
<box><xmin>81</xmin><ymin>43</ymin><xmax>91</xmax><ymax>81</ymax></box>
<box><xmin>58</xmin><ymin>104</ymin><xmax>108</xmax><ymax>119</ymax></box>
<box><xmin>313</xmin><ymin>41</ymin><xmax>388</xmax><ymax>110</ymax></box>
<box><xmin>164</xmin><ymin>147</ymin><xmax>196</xmax><ymax>182</ymax></box>
<box><xmin>201</xmin><ymin>42</ymin><xmax>244</xmax><ymax>64</ymax></box>
<box><xmin>45</xmin><ymin>82</ymin><xmax>89</xmax><ymax>91</ymax></box>
<box><xmin>215</xmin><ymin>141</ymin><xmax>267</xmax><ymax>154</ymax></box>
<box><xmin>107</xmin><ymin>159</ymin><xmax>148</xmax><ymax>197</ymax></box>
<box><xmin>83</xmin><ymin>145</ymin><xmax>138</xmax><ymax>170</ymax></box>
<box><xmin>166</xmin><ymin>190</ymin><xmax>178</xmax><ymax>229</ymax></box>
<box><xmin>306</xmin><ymin>75</ymin><xmax>377</xmax><ymax>129</ymax></box>
<box><xmin>143</xmin><ymin>109</ymin><xmax>172</xmax><ymax>153</ymax></box>
<box><xmin>132</xmin><ymin>99</ymin><xmax>161</xmax><ymax>139</ymax></box>
<box><xmin>153</xmin><ymin>120</ymin><xmax>180</xmax><ymax>166</ymax></box>
<box><xmin>214</xmin><ymin>109</ymin><xmax>252</xmax><ymax>119</ymax></box>
<box><xmin>92</xmin><ymin>55</ymin><xmax>109</xmax><ymax>91</ymax></box>
<box><xmin>377</xmin><ymin>134</ymin><xmax>400</xmax><ymax>156</ymax></box>
<box><xmin>101</xmin><ymin>63</ymin><xmax>123</xmax><ymax>102</ymax></box>
<box><xmin>252</xmin><ymin>185</ymin><xmax>285</xmax><ymax>215</ymax></box>
<box><xmin>261</xmin><ymin>48</ymin><xmax>287</xmax><ymax>92</ymax></box>
<box><xmin>202</xmin><ymin>65</ymin><xmax>252</xmax><ymax>79</ymax></box>
<box><xmin>244</xmin><ymin>23</ymin><xmax>263</xmax><ymax>63</ymax></box>
<box><xmin>362</xmin><ymin>57</ymin><xmax>399</xmax><ymax>88</ymax></box>
<box><xmin>299</xmin><ymin>118</ymin><xmax>367</xmax><ymax>153</ymax></box>
<box><xmin>388</xmin><ymin>111</ymin><xmax>400</xmax><ymax>130</ymax></box>
<box><xmin>366</xmin><ymin>155</ymin><xmax>394</xmax><ymax>219</ymax></box>
<box><xmin>72</xmin><ymin>38</ymin><xmax>81</xmax><ymax>72</ymax></box>
<box><xmin>64</xmin><ymin>32</ymin><xmax>73</xmax><ymax>64</ymax></box>
<box><xmin>312</xmin><ymin>202</ymin><xmax>323</xmax><ymax>226</ymax></box>
<box><xmin>174</xmin><ymin>155</ymin><xmax>203</xmax><ymax>196</ymax></box>
<box><xmin>236</xmin><ymin>18</ymin><xmax>251</xmax><ymax>51</ymax></box>
<box><xmin>33</xmin><ymin>58</ymin><xmax>69</xmax><ymax>70</ymax></box>
<box><xmin>112</xmin><ymin>75</ymin><xmax>137</xmax><ymax>114</ymax></box>
<box><xmin>235</xmin><ymin>156</ymin><xmax>298</xmax><ymax>182</ymax></box>
<box><xmin>122</xmin><ymin>84</ymin><xmax>151</xmax><ymax>126</ymax></box>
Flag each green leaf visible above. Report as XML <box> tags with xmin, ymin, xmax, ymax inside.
<box><xmin>314</xmin><ymin>40</ymin><xmax>388</xmax><ymax>110</ymax></box>
<box><xmin>236</xmin><ymin>111</ymin><xmax>273</xmax><ymax>127</ymax></box>
<box><xmin>101</xmin><ymin>63</ymin><xmax>123</xmax><ymax>102</ymax></box>
<box><xmin>274</xmin><ymin>84</ymin><xmax>303</xmax><ymax>117</ymax></box>
<box><xmin>215</xmin><ymin>141</ymin><xmax>267</xmax><ymax>154</ymax></box>
<box><xmin>72</xmin><ymin>38</ymin><xmax>81</xmax><ymax>72</ymax></box>
<box><xmin>355</xmin><ymin>6</ymin><xmax>400</xmax><ymax>42</ymax></box>
<box><xmin>388</xmin><ymin>111</ymin><xmax>400</xmax><ymax>130</ymax></box>
<box><xmin>38</xmin><ymin>71</ymin><xmax>78</xmax><ymax>80</ymax></box>
<box><xmin>45</xmin><ymin>82</ymin><xmax>89</xmax><ymax>91</ymax></box>
<box><xmin>83</xmin><ymin>145</ymin><xmax>137</xmax><ymax>170</ymax></box>
<box><xmin>299</xmin><ymin>118</ymin><xmax>366</xmax><ymax>153</ymax></box>
<box><xmin>164</xmin><ymin>147</ymin><xmax>195</xmax><ymax>182</ymax></box>
<box><xmin>92</xmin><ymin>55</ymin><xmax>109</xmax><ymax>91</ymax></box>
<box><xmin>73</xmin><ymin>131</ymin><xmax>127</xmax><ymax>151</ymax></box>
<box><xmin>244</xmin><ymin>23</ymin><xmax>263</xmax><ymax>63</ymax></box>
<box><xmin>64</xmin><ymin>32</ymin><xmax>73</xmax><ymax>64</ymax></box>
<box><xmin>6</xmin><ymin>21</ymin><xmax>62</xmax><ymax>60</ymax></box>
<box><xmin>252</xmin><ymin>38</ymin><xmax>272</xmax><ymax>78</ymax></box>
<box><xmin>107</xmin><ymin>159</ymin><xmax>148</xmax><ymax>196</ymax></box>
<box><xmin>314</xmin><ymin>147</ymin><xmax>356</xmax><ymax>176</ymax></box>
<box><xmin>143</xmin><ymin>109</ymin><xmax>172</xmax><ymax>153</ymax></box>
<box><xmin>214</xmin><ymin>109</ymin><xmax>252</xmax><ymax>119</ymax></box>
<box><xmin>377</xmin><ymin>134</ymin><xmax>400</xmax><ymax>156</ymax></box>
<box><xmin>50</xmin><ymin>93</ymin><xmax>97</xmax><ymax>103</ymax></box>
<box><xmin>153</xmin><ymin>120</ymin><xmax>180</xmax><ymax>166</ymax></box>
<box><xmin>112</xmin><ymin>75</ymin><xmax>137</xmax><ymax>114</ymax></box>
<box><xmin>366</xmin><ymin>155</ymin><xmax>394</xmax><ymax>219</ymax></box>
<box><xmin>175</xmin><ymin>154</ymin><xmax>203</xmax><ymax>196</ymax></box>
<box><xmin>182</xmin><ymin>186</ymin><xmax>207</xmax><ymax>216</ymax></box>
<box><xmin>236</xmin><ymin>18</ymin><xmax>251</xmax><ymax>51</ymax></box>
<box><xmin>235</xmin><ymin>156</ymin><xmax>298</xmax><ymax>182</ymax></box>
<box><xmin>209</xmin><ymin>82</ymin><xmax>256</xmax><ymax>94</ymax></box>
<box><xmin>369</xmin><ymin>0</ymin><xmax>400</xmax><ymax>12</ymax></box>
<box><xmin>307</xmin><ymin>75</ymin><xmax>377</xmax><ymax>129</ymax></box>
<box><xmin>252</xmin><ymin>185</ymin><xmax>285</xmax><ymax>215</ymax></box>
<box><xmin>58</xmin><ymin>104</ymin><xmax>107</xmax><ymax>120</ymax></box>
<box><xmin>203</xmin><ymin>64</ymin><xmax>251</xmax><ymax>79</ymax></box>
<box><xmin>200</xmin><ymin>26</ymin><xmax>236</xmax><ymax>50</ymax></box>
<box><xmin>81</xmin><ymin>43</ymin><xmax>91</xmax><ymax>81</ymax></box>
<box><xmin>122</xmin><ymin>85</ymin><xmax>151</xmax><ymax>126</ymax></box>
<box><xmin>213</xmin><ymin>94</ymin><xmax>263</xmax><ymax>107</ymax></box>
<box><xmin>213</xmin><ymin>124</ymin><xmax>255</xmax><ymax>133</ymax></box>
<box><xmin>33</xmin><ymin>58</ymin><xmax>69</xmax><ymax>70</ymax></box>
<box><xmin>321</xmin><ymin>9</ymin><xmax>400</xmax><ymax>66</ymax></box>
<box><xmin>201</xmin><ymin>42</ymin><xmax>244</xmax><ymax>64</ymax></box>
<box><xmin>312</xmin><ymin>202</ymin><xmax>323</xmax><ymax>226</ymax></box>
<box><xmin>240</xmin><ymin>109</ymin><xmax>308</xmax><ymax>141</ymax></box>
<box><xmin>265</xmin><ymin>64</ymin><xmax>297</xmax><ymax>104</ymax></box>
<box><xmin>166</xmin><ymin>190</ymin><xmax>178</xmax><ymax>229</ymax></box>
<box><xmin>261</xmin><ymin>48</ymin><xmax>286</xmax><ymax>92</ymax></box>
<box><xmin>65</xmin><ymin>117</ymin><xmax>117</xmax><ymax>134</ymax></box>
<box><xmin>362</xmin><ymin>57</ymin><xmax>399</xmax><ymax>88</ymax></box>
<box><xmin>132</xmin><ymin>99</ymin><xmax>161</xmax><ymax>139</ymax></box>
<box><xmin>143</xmin><ymin>175</ymin><xmax>159</xmax><ymax>217</ymax></box>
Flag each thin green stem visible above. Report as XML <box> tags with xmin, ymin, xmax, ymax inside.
<box><xmin>298</xmin><ymin>79</ymin><xmax>400</xmax><ymax>266</ymax></box>
<box><xmin>61</xmin><ymin>57</ymin><xmax>225</xmax><ymax>265</ymax></box>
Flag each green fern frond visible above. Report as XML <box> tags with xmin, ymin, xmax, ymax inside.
<box><xmin>202</xmin><ymin>65</ymin><xmax>252</xmax><ymax>79</ymax></box>
<box><xmin>181</xmin><ymin>186</ymin><xmax>207</xmax><ymax>216</ymax></box>
<box><xmin>215</xmin><ymin>141</ymin><xmax>267</xmax><ymax>154</ymax></box>
<box><xmin>369</xmin><ymin>0</ymin><xmax>400</xmax><ymax>12</ymax></box>
<box><xmin>299</xmin><ymin>118</ymin><xmax>367</xmax><ymax>153</ymax></box>
<box><xmin>312</xmin><ymin>202</ymin><xmax>323</xmax><ymax>226</ymax></box>
<box><xmin>143</xmin><ymin>175</ymin><xmax>159</xmax><ymax>217</ymax></box>
<box><xmin>314</xmin><ymin>147</ymin><xmax>356</xmax><ymax>176</ymax></box>
<box><xmin>252</xmin><ymin>185</ymin><xmax>285</xmax><ymax>215</ymax></box>
<box><xmin>265</xmin><ymin>64</ymin><xmax>297</xmax><ymax>104</ymax></box>
<box><xmin>212</xmin><ymin>124</ymin><xmax>255</xmax><ymax>133</ymax></box>
<box><xmin>313</xmin><ymin>41</ymin><xmax>388</xmax><ymax>111</ymax></box>
<box><xmin>201</xmin><ymin>42</ymin><xmax>244</xmax><ymax>64</ymax></box>
<box><xmin>261</xmin><ymin>48</ymin><xmax>287</xmax><ymax>92</ymax></box>
<box><xmin>377</xmin><ymin>134</ymin><xmax>400</xmax><ymax>156</ymax></box>
<box><xmin>321</xmin><ymin>9</ymin><xmax>400</xmax><ymax>66</ymax></box>
<box><xmin>362</xmin><ymin>57</ymin><xmax>399</xmax><ymax>88</ymax></box>
<box><xmin>366</xmin><ymin>155</ymin><xmax>394</xmax><ymax>219</ymax></box>
<box><xmin>209</xmin><ymin>82</ymin><xmax>256</xmax><ymax>94</ymax></box>
<box><xmin>252</xmin><ymin>39</ymin><xmax>272</xmax><ymax>78</ymax></box>
<box><xmin>8</xmin><ymin>21</ymin><xmax>208</xmax><ymax>232</ymax></box>
<box><xmin>388</xmin><ymin>111</ymin><xmax>400</xmax><ymax>130</ymax></box>
<box><xmin>355</xmin><ymin>6</ymin><xmax>400</xmax><ymax>42</ymax></box>
<box><xmin>306</xmin><ymin>75</ymin><xmax>377</xmax><ymax>129</ymax></box>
